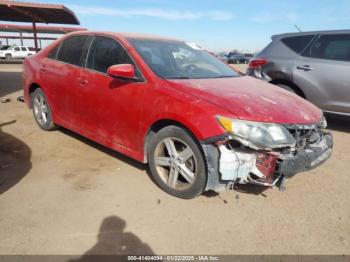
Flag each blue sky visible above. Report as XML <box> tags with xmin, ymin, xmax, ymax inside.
<box><xmin>6</xmin><ymin>0</ymin><xmax>350</xmax><ymax>52</ymax></box>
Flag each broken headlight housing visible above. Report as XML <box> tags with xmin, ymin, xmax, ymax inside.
<box><xmin>216</xmin><ymin>116</ymin><xmax>296</xmax><ymax>149</ymax></box>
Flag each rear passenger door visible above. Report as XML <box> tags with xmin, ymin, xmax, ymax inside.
<box><xmin>294</xmin><ymin>34</ymin><xmax>350</xmax><ymax>114</ymax></box>
<box><xmin>41</xmin><ymin>35</ymin><xmax>91</xmax><ymax>127</ymax></box>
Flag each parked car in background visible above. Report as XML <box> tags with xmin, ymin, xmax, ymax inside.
<box><xmin>0</xmin><ymin>45</ymin><xmax>10</xmax><ymax>50</ymax></box>
<box><xmin>228</xmin><ymin>53</ymin><xmax>248</xmax><ymax>64</ymax></box>
<box><xmin>23</xmin><ymin>31</ymin><xmax>332</xmax><ymax>198</ymax></box>
<box><xmin>214</xmin><ymin>52</ymin><xmax>228</xmax><ymax>63</ymax></box>
<box><xmin>28</xmin><ymin>47</ymin><xmax>41</xmax><ymax>52</ymax></box>
<box><xmin>244</xmin><ymin>53</ymin><xmax>254</xmax><ymax>62</ymax></box>
<box><xmin>0</xmin><ymin>46</ymin><xmax>36</xmax><ymax>60</ymax></box>
<box><xmin>227</xmin><ymin>51</ymin><xmax>239</xmax><ymax>57</ymax></box>
<box><xmin>247</xmin><ymin>30</ymin><xmax>350</xmax><ymax>117</ymax></box>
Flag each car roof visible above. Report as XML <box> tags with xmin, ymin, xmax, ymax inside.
<box><xmin>272</xmin><ymin>29</ymin><xmax>350</xmax><ymax>40</ymax></box>
<box><xmin>65</xmin><ymin>31</ymin><xmax>182</xmax><ymax>42</ymax></box>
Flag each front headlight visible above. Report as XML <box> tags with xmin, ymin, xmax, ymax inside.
<box><xmin>216</xmin><ymin>116</ymin><xmax>296</xmax><ymax>149</ymax></box>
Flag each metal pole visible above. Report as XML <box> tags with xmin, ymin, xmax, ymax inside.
<box><xmin>39</xmin><ymin>39</ymin><xmax>42</xmax><ymax>49</ymax></box>
<box><xmin>6</xmin><ymin>37</ymin><xmax>8</xmax><ymax>45</ymax></box>
<box><xmin>20</xmin><ymin>32</ymin><xmax>23</xmax><ymax>46</ymax></box>
<box><xmin>32</xmin><ymin>20</ymin><xmax>38</xmax><ymax>52</ymax></box>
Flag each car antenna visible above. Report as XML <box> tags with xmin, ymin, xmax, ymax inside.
<box><xmin>294</xmin><ymin>25</ymin><xmax>302</xmax><ymax>32</ymax></box>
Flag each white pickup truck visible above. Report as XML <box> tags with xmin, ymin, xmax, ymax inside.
<box><xmin>0</xmin><ymin>46</ymin><xmax>36</xmax><ymax>60</ymax></box>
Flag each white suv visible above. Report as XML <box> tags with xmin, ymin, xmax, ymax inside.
<box><xmin>0</xmin><ymin>46</ymin><xmax>36</xmax><ymax>60</ymax></box>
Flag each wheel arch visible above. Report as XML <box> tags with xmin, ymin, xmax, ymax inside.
<box><xmin>269</xmin><ymin>79</ymin><xmax>306</xmax><ymax>99</ymax></box>
<box><xmin>27</xmin><ymin>82</ymin><xmax>42</xmax><ymax>108</ymax></box>
<box><xmin>143</xmin><ymin>119</ymin><xmax>204</xmax><ymax>164</ymax></box>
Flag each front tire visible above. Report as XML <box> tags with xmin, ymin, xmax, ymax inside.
<box><xmin>31</xmin><ymin>88</ymin><xmax>57</xmax><ymax>131</ymax></box>
<box><xmin>148</xmin><ymin>126</ymin><xmax>207</xmax><ymax>199</ymax></box>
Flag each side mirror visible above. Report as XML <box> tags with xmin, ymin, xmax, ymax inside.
<box><xmin>107</xmin><ymin>64</ymin><xmax>137</xmax><ymax>81</ymax></box>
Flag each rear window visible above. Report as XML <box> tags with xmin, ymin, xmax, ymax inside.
<box><xmin>282</xmin><ymin>35</ymin><xmax>315</xmax><ymax>54</ymax></box>
<box><xmin>57</xmin><ymin>35</ymin><xmax>88</xmax><ymax>66</ymax></box>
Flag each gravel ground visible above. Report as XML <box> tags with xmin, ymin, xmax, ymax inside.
<box><xmin>0</xmin><ymin>64</ymin><xmax>349</xmax><ymax>255</ymax></box>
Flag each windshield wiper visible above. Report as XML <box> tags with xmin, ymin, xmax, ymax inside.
<box><xmin>208</xmin><ymin>75</ymin><xmax>236</xmax><ymax>78</ymax></box>
<box><xmin>167</xmin><ymin>76</ymin><xmax>191</xmax><ymax>79</ymax></box>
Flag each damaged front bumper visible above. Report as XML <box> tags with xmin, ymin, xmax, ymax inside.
<box><xmin>202</xmin><ymin>127</ymin><xmax>333</xmax><ymax>192</ymax></box>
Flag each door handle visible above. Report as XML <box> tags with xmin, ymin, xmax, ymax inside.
<box><xmin>78</xmin><ymin>77</ymin><xmax>88</xmax><ymax>86</ymax></box>
<box><xmin>297</xmin><ymin>65</ymin><xmax>313</xmax><ymax>71</ymax></box>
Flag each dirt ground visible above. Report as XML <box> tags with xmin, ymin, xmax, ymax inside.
<box><xmin>0</xmin><ymin>63</ymin><xmax>349</xmax><ymax>255</ymax></box>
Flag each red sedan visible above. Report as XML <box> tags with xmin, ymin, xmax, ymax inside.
<box><xmin>23</xmin><ymin>32</ymin><xmax>333</xmax><ymax>198</ymax></box>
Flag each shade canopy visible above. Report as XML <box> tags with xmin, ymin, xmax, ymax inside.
<box><xmin>0</xmin><ymin>23</ymin><xmax>86</xmax><ymax>34</ymax></box>
<box><xmin>0</xmin><ymin>0</ymin><xmax>80</xmax><ymax>24</ymax></box>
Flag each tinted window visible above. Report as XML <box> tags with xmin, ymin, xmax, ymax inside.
<box><xmin>87</xmin><ymin>36</ymin><xmax>133</xmax><ymax>73</ymax></box>
<box><xmin>282</xmin><ymin>35</ymin><xmax>315</xmax><ymax>53</ymax></box>
<box><xmin>48</xmin><ymin>45</ymin><xmax>59</xmax><ymax>59</ymax></box>
<box><xmin>57</xmin><ymin>36</ymin><xmax>88</xmax><ymax>66</ymax></box>
<box><xmin>21</xmin><ymin>47</ymin><xmax>26</xmax><ymax>51</ymax></box>
<box><xmin>14</xmin><ymin>47</ymin><xmax>20</xmax><ymax>51</ymax></box>
<box><xmin>308</xmin><ymin>34</ymin><xmax>350</xmax><ymax>61</ymax></box>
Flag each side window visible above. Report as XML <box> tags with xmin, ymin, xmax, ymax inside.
<box><xmin>48</xmin><ymin>45</ymin><xmax>60</xmax><ymax>59</ymax></box>
<box><xmin>86</xmin><ymin>36</ymin><xmax>134</xmax><ymax>73</ymax></box>
<box><xmin>307</xmin><ymin>34</ymin><xmax>350</xmax><ymax>61</ymax></box>
<box><xmin>57</xmin><ymin>35</ymin><xmax>88</xmax><ymax>66</ymax></box>
<box><xmin>282</xmin><ymin>35</ymin><xmax>315</xmax><ymax>54</ymax></box>
<box><xmin>21</xmin><ymin>47</ymin><xmax>26</xmax><ymax>51</ymax></box>
<box><xmin>14</xmin><ymin>47</ymin><xmax>20</xmax><ymax>51</ymax></box>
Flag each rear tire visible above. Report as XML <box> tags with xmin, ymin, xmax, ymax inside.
<box><xmin>147</xmin><ymin>126</ymin><xmax>207</xmax><ymax>199</ymax></box>
<box><xmin>31</xmin><ymin>88</ymin><xmax>57</xmax><ymax>131</ymax></box>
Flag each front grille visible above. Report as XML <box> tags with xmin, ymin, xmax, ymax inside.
<box><xmin>284</xmin><ymin>121</ymin><xmax>324</xmax><ymax>148</ymax></box>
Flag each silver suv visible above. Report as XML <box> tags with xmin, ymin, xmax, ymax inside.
<box><xmin>247</xmin><ymin>30</ymin><xmax>350</xmax><ymax>117</ymax></box>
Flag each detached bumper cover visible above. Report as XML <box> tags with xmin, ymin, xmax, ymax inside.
<box><xmin>278</xmin><ymin>133</ymin><xmax>333</xmax><ymax>177</ymax></box>
<box><xmin>201</xmin><ymin>130</ymin><xmax>333</xmax><ymax>192</ymax></box>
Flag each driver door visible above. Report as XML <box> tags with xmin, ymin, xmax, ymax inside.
<box><xmin>294</xmin><ymin>34</ymin><xmax>350</xmax><ymax>114</ymax></box>
<box><xmin>76</xmin><ymin>35</ymin><xmax>146</xmax><ymax>152</ymax></box>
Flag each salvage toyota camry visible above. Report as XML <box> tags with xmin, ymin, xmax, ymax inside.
<box><xmin>23</xmin><ymin>32</ymin><xmax>333</xmax><ymax>198</ymax></box>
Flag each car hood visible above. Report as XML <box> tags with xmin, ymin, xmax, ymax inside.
<box><xmin>166</xmin><ymin>76</ymin><xmax>322</xmax><ymax>124</ymax></box>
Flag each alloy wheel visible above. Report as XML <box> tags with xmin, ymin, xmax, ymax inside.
<box><xmin>33</xmin><ymin>93</ymin><xmax>49</xmax><ymax>126</ymax></box>
<box><xmin>154</xmin><ymin>137</ymin><xmax>197</xmax><ymax>190</ymax></box>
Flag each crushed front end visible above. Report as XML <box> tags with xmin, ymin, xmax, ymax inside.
<box><xmin>202</xmin><ymin>117</ymin><xmax>333</xmax><ymax>192</ymax></box>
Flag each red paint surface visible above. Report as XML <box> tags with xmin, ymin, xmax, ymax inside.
<box><xmin>23</xmin><ymin>32</ymin><xmax>323</xmax><ymax>163</ymax></box>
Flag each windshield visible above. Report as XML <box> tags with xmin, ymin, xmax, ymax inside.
<box><xmin>128</xmin><ymin>39</ymin><xmax>239</xmax><ymax>79</ymax></box>
<box><xmin>0</xmin><ymin>46</ymin><xmax>10</xmax><ymax>50</ymax></box>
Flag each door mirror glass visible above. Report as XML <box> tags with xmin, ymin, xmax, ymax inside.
<box><xmin>107</xmin><ymin>64</ymin><xmax>136</xmax><ymax>80</ymax></box>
